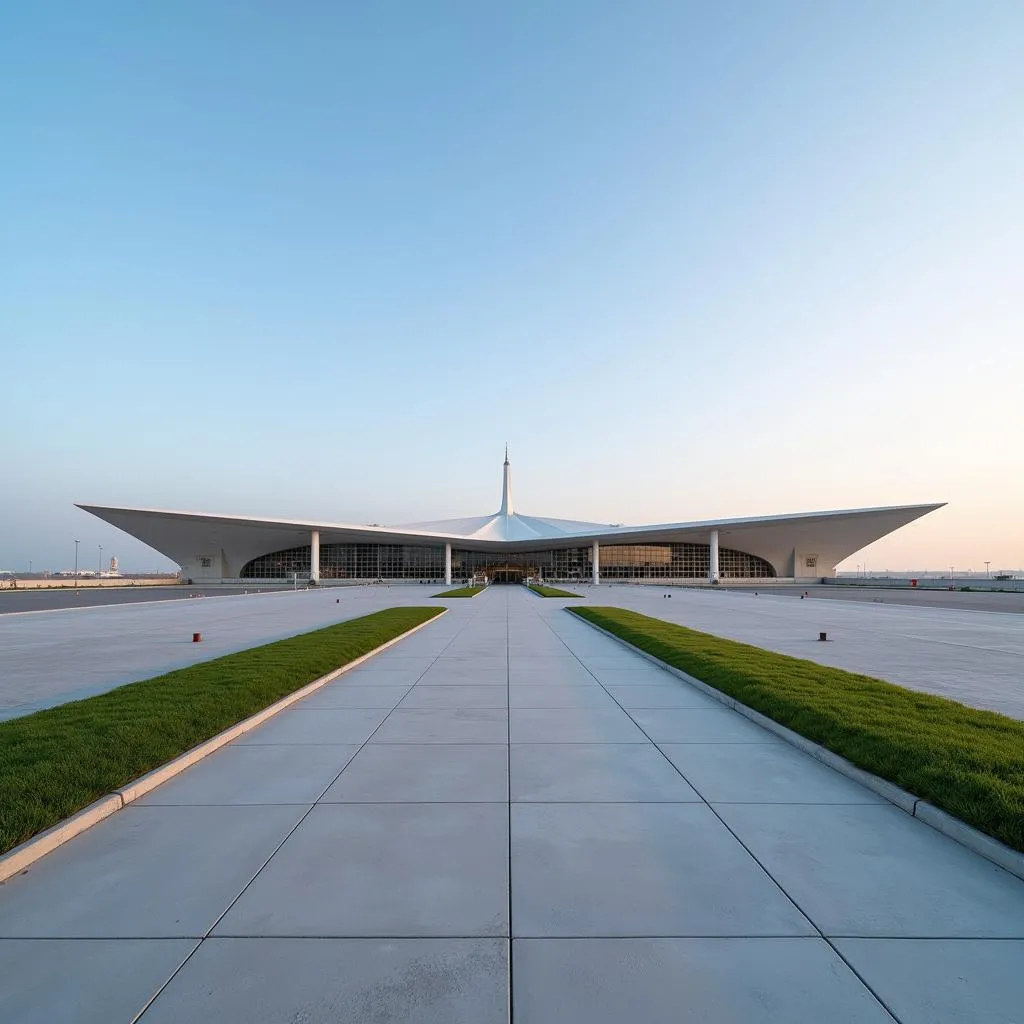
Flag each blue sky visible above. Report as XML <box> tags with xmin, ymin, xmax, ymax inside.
<box><xmin>2</xmin><ymin>2</ymin><xmax>1022</xmax><ymax>573</ymax></box>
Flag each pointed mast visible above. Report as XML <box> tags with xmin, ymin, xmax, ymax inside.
<box><xmin>499</xmin><ymin>445</ymin><xmax>514</xmax><ymax>515</ymax></box>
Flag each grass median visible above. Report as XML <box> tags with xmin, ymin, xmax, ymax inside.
<box><xmin>572</xmin><ymin>606</ymin><xmax>1024</xmax><ymax>853</ymax></box>
<box><xmin>0</xmin><ymin>606</ymin><xmax>444</xmax><ymax>856</ymax></box>
<box><xmin>432</xmin><ymin>586</ymin><xmax>486</xmax><ymax>598</ymax></box>
<box><xmin>527</xmin><ymin>584</ymin><xmax>584</xmax><ymax>598</ymax></box>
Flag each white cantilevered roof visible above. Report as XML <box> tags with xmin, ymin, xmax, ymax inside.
<box><xmin>77</xmin><ymin>501</ymin><xmax>944</xmax><ymax>550</ymax></box>
<box><xmin>77</xmin><ymin>451</ymin><xmax>945</xmax><ymax>574</ymax></box>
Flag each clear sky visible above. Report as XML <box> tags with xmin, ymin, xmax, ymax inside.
<box><xmin>1</xmin><ymin>2</ymin><xmax>1021</xmax><ymax>574</ymax></box>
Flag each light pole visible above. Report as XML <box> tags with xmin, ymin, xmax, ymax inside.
<box><xmin>74</xmin><ymin>539</ymin><xmax>80</xmax><ymax>593</ymax></box>
<box><xmin>98</xmin><ymin>545</ymin><xmax>103</xmax><ymax>575</ymax></box>
<box><xmin>985</xmin><ymin>561</ymin><xmax>991</xmax><ymax>579</ymax></box>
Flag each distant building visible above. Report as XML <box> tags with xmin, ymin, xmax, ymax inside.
<box><xmin>99</xmin><ymin>556</ymin><xmax>121</xmax><ymax>577</ymax></box>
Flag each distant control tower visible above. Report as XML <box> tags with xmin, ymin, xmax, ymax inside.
<box><xmin>109</xmin><ymin>556</ymin><xmax>119</xmax><ymax>576</ymax></box>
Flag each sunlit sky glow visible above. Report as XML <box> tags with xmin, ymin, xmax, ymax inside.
<box><xmin>1</xmin><ymin>2</ymin><xmax>1021</xmax><ymax>573</ymax></box>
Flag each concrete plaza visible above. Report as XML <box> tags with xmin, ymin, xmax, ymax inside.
<box><xmin>3</xmin><ymin>579</ymin><xmax>1022</xmax><ymax>723</ymax></box>
<box><xmin>1</xmin><ymin>587</ymin><xmax>1022</xmax><ymax>1022</ymax></box>
<box><xmin>603</xmin><ymin>583</ymin><xmax>1024</xmax><ymax>719</ymax></box>
<box><xmin>0</xmin><ymin>585</ymin><xmax>447</xmax><ymax>720</ymax></box>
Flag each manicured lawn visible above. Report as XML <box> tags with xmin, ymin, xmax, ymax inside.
<box><xmin>432</xmin><ymin>586</ymin><xmax>486</xmax><ymax>598</ymax></box>
<box><xmin>0</xmin><ymin>607</ymin><xmax>443</xmax><ymax>856</ymax></box>
<box><xmin>527</xmin><ymin>584</ymin><xmax>584</xmax><ymax>598</ymax></box>
<box><xmin>572</xmin><ymin>606</ymin><xmax>1024</xmax><ymax>853</ymax></box>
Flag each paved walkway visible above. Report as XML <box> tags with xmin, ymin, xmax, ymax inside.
<box><xmin>1</xmin><ymin>587</ymin><xmax>1022</xmax><ymax>1022</ymax></box>
<box><xmin>5</xmin><ymin>580</ymin><xmax>1023</xmax><ymax>724</ymax></box>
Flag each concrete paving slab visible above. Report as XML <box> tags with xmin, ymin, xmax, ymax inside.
<box><xmin>715</xmin><ymin>803</ymin><xmax>1024</xmax><ymax>936</ymax></box>
<box><xmin>659</xmin><ymin>742</ymin><xmax>887</xmax><ymax>804</ymax></box>
<box><xmin>583</xmin><ymin>665</ymin><xmax>680</xmax><ymax>685</ymax></box>
<box><xmin>341</xmin><ymin>665</ymin><xmax>430</xmax><ymax>686</ymax></box>
<box><xmin>140</xmin><ymin>937</ymin><xmax>509</xmax><ymax>1024</ymax></box>
<box><xmin>834</xmin><ymin>938</ymin><xmax>1024</xmax><ymax>1024</ymax></box>
<box><xmin>0</xmin><ymin>805</ymin><xmax>306</xmax><ymax>937</ymax></box>
<box><xmin>603</xmin><ymin>682</ymin><xmax>724</xmax><ymax>708</ymax></box>
<box><xmin>508</xmin><ymin>647</ymin><xmax>573</xmax><ymax>659</ymax></box>
<box><xmin>232</xmin><ymin>708</ymin><xmax>389</xmax><ymax>745</ymax></box>
<box><xmin>509</xmin><ymin>708</ymin><xmax>647</xmax><ymax>743</ymax></box>
<box><xmin>399</xmin><ymin>685</ymin><xmax>508</xmax><ymax>709</ymax></box>
<box><xmin>508</xmin><ymin>685</ymin><xmax>617</xmax><ymax>708</ymax></box>
<box><xmin>574</xmin><ymin>655</ymin><xmax>643</xmax><ymax>669</ymax></box>
<box><xmin>510</xmin><ymin>744</ymin><xmax>701</xmax><ymax>802</ymax></box>
<box><xmin>438</xmin><ymin>647</ymin><xmax>506</xmax><ymax>660</ymax></box>
<box><xmin>509</xmin><ymin>661</ymin><xmax>595</xmax><ymax>686</ymax></box>
<box><xmin>0</xmin><ymin>938</ymin><xmax>197</xmax><ymax>1024</ymax></box>
<box><xmin>628</xmin><ymin>707</ymin><xmax>783</xmax><ymax>744</ymax></box>
<box><xmin>137</xmin><ymin>743</ymin><xmax>360</xmax><ymax>806</ymax></box>
<box><xmin>293</xmin><ymin>684</ymin><xmax>413</xmax><ymax>708</ymax></box>
<box><xmin>416</xmin><ymin>662</ymin><xmax>508</xmax><ymax>686</ymax></box>
<box><xmin>322</xmin><ymin>744</ymin><xmax>508</xmax><ymax>803</ymax></box>
<box><xmin>552</xmin><ymin>643</ymin><xmax>625</xmax><ymax>659</ymax></box>
<box><xmin>371</xmin><ymin>708</ymin><xmax>508</xmax><ymax>743</ymax></box>
<box><xmin>513</xmin><ymin>938</ymin><xmax>894</xmax><ymax>1023</ymax></box>
<box><xmin>511</xmin><ymin>803</ymin><xmax>814</xmax><ymax>936</ymax></box>
<box><xmin>216</xmin><ymin>803</ymin><xmax>508</xmax><ymax>937</ymax></box>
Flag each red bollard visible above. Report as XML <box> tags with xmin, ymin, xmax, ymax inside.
<box><xmin>193</xmin><ymin>632</ymin><xmax>202</xmax><ymax>643</ymax></box>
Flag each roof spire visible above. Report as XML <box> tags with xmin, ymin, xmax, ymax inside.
<box><xmin>499</xmin><ymin>446</ymin><xmax>514</xmax><ymax>516</ymax></box>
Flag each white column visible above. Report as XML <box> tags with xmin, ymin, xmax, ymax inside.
<box><xmin>592</xmin><ymin>541</ymin><xmax>600</xmax><ymax>585</ymax></box>
<box><xmin>444</xmin><ymin>542</ymin><xmax>452</xmax><ymax>586</ymax></box>
<box><xmin>709</xmin><ymin>529</ymin><xmax>719</xmax><ymax>584</ymax></box>
<box><xmin>310</xmin><ymin>530</ymin><xmax>320</xmax><ymax>583</ymax></box>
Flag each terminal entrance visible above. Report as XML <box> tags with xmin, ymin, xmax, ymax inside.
<box><xmin>484</xmin><ymin>563</ymin><xmax>540</xmax><ymax>584</ymax></box>
<box><xmin>452</xmin><ymin>548</ymin><xmax>593</xmax><ymax>585</ymax></box>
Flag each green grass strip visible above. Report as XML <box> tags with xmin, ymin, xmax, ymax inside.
<box><xmin>0</xmin><ymin>606</ymin><xmax>443</xmax><ymax>856</ymax></box>
<box><xmin>527</xmin><ymin>584</ymin><xmax>584</xmax><ymax>598</ymax></box>
<box><xmin>432</xmin><ymin>586</ymin><xmax>486</xmax><ymax>598</ymax></box>
<box><xmin>572</xmin><ymin>606</ymin><xmax>1024</xmax><ymax>853</ymax></box>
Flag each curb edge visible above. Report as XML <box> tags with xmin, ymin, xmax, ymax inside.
<box><xmin>0</xmin><ymin>608</ymin><xmax>447</xmax><ymax>884</ymax></box>
<box><xmin>569</xmin><ymin>609</ymin><xmax>1024</xmax><ymax>883</ymax></box>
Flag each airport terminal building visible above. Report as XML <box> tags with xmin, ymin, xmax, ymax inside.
<box><xmin>80</xmin><ymin>453</ymin><xmax>942</xmax><ymax>586</ymax></box>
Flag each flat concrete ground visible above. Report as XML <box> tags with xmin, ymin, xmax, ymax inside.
<box><xmin>753</xmin><ymin>583</ymin><xmax>1024</xmax><ymax>614</ymax></box>
<box><xmin>1</xmin><ymin>587</ymin><xmax>1021</xmax><ymax>1023</ymax></box>
<box><xmin>602</xmin><ymin>583</ymin><xmax>1024</xmax><ymax>719</ymax></box>
<box><xmin>0</xmin><ymin>585</ymin><xmax>446</xmax><ymax>720</ymax></box>
<box><xmin>0</xmin><ymin>585</ymin><xmax>260</xmax><ymax>615</ymax></box>
<box><xmin>4</xmin><ymin>578</ymin><xmax>1022</xmax><ymax>723</ymax></box>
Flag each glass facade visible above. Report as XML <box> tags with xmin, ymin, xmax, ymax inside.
<box><xmin>452</xmin><ymin>547</ymin><xmax>594</xmax><ymax>583</ymax></box>
<box><xmin>241</xmin><ymin>541</ymin><xmax>775</xmax><ymax>581</ymax></box>
<box><xmin>599</xmin><ymin>543</ymin><xmax>775</xmax><ymax>579</ymax></box>
<box><xmin>241</xmin><ymin>543</ymin><xmax>446</xmax><ymax>580</ymax></box>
